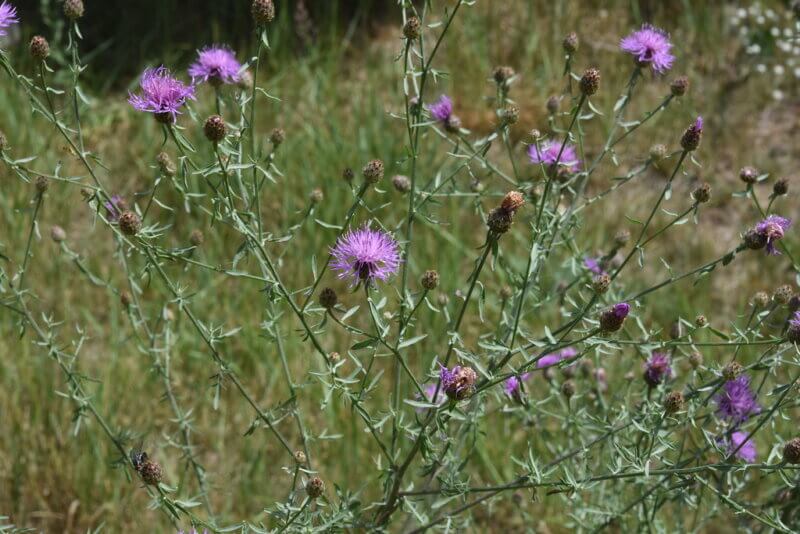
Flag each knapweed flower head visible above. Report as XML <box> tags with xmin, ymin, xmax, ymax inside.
<box><xmin>715</xmin><ymin>375</ymin><xmax>760</xmax><ymax>424</ymax></box>
<box><xmin>188</xmin><ymin>46</ymin><xmax>242</xmax><ymax>86</ymax></box>
<box><xmin>755</xmin><ymin>215</ymin><xmax>791</xmax><ymax>255</ymax></box>
<box><xmin>330</xmin><ymin>225</ymin><xmax>401</xmax><ymax>286</ymax></box>
<box><xmin>680</xmin><ymin>116</ymin><xmax>703</xmax><ymax>151</ymax></box>
<box><xmin>428</xmin><ymin>94</ymin><xmax>453</xmax><ymax>123</ymax></box>
<box><xmin>0</xmin><ymin>1</ymin><xmax>18</xmax><ymax>38</ymax></box>
<box><xmin>128</xmin><ymin>67</ymin><xmax>196</xmax><ymax>123</ymax></box>
<box><xmin>528</xmin><ymin>139</ymin><xmax>581</xmax><ymax>173</ymax></box>
<box><xmin>503</xmin><ymin>373</ymin><xmax>530</xmax><ymax>398</ymax></box>
<box><xmin>599</xmin><ymin>302</ymin><xmax>630</xmax><ymax>332</ymax></box>
<box><xmin>537</xmin><ymin>347</ymin><xmax>577</xmax><ymax>368</ymax></box>
<box><xmin>721</xmin><ymin>431</ymin><xmax>757</xmax><ymax>463</ymax></box>
<box><xmin>104</xmin><ymin>195</ymin><xmax>126</xmax><ymax>222</ymax></box>
<box><xmin>643</xmin><ymin>352</ymin><xmax>672</xmax><ymax>387</ymax></box>
<box><xmin>440</xmin><ymin>365</ymin><xmax>477</xmax><ymax>400</ymax></box>
<box><xmin>788</xmin><ymin>311</ymin><xmax>800</xmax><ymax>344</ymax></box>
<box><xmin>619</xmin><ymin>24</ymin><xmax>674</xmax><ymax>73</ymax></box>
<box><xmin>584</xmin><ymin>256</ymin><xmax>605</xmax><ymax>275</ymax></box>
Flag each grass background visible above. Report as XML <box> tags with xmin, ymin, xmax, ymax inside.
<box><xmin>1</xmin><ymin>0</ymin><xmax>799</xmax><ymax>531</ymax></box>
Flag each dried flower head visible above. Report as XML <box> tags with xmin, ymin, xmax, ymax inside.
<box><xmin>614</xmin><ymin>229</ymin><xmax>631</xmax><ymax>247</ymax></box>
<box><xmin>29</xmin><ymin>36</ymin><xmax>49</xmax><ymax>61</ymax></box>
<box><xmin>649</xmin><ymin>143</ymin><xmax>667</xmax><ymax>161</ymax></box>
<box><xmin>670</xmin><ymin>76</ymin><xmax>689</xmax><ymax>96</ymax></box>
<box><xmin>499</xmin><ymin>104</ymin><xmax>520</xmax><ymax>126</ymax></box>
<box><xmin>189</xmin><ymin>229</ymin><xmax>204</xmax><ymax>246</ymax></box>
<box><xmin>752</xmin><ymin>291</ymin><xmax>769</xmax><ymax>307</ymax></box>
<box><xmin>562</xmin><ymin>32</ymin><xmax>579</xmax><ymax>54</ymax></box>
<box><xmin>403</xmin><ymin>16</ymin><xmax>421</xmax><ymax>40</ymax></box>
<box><xmin>620</xmin><ymin>24</ymin><xmax>674</xmax><ymax>73</ymax></box>
<box><xmin>203</xmin><ymin>115</ymin><xmax>227</xmax><ymax>143</ymax></box>
<box><xmin>695</xmin><ymin>315</ymin><xmax>707</xmax><ymax>327</ymax></box>
<box><xmin>362</xmin><ymin>159</ymin><xmax>384</xmax><ymax>184</ymax></box>
<box><xmin>664</xmin><ymin>391</ymin><xmax>684</xmax><ymax>414</ymax></box>
<box><xmin>680</xmin><ymin>116</ymin><xmax>703</xmax><ymax>152</ymax></box>
<box><xmin>330</xmin><ymin>225</ymin><xmax>400</xmax><ymax>286</ymax></box>
<box><xmin>156</xmin><ymin>152</ymin><xmax>176</xmax><ymax>176</ymax></box>
<box><xmin>691</xmin><ymin>182</ymin><xmax>711</xmax><ymax>203</ymax></box>
<box><xmin>63</xmin><ymin>0</ymin><xmax>83</xmax><ymax>20</ymax></box>
<box><xmin>128</xmin><ymin>67</ymin><xmax>195</xmax><ymax>124</ymax></box>
<box><xmin>493</xmin><ymin>65</ymin><xmax>515</xmax><ymax>85</ymax></box>
<box><xmin>309</xmin><ymin>188</ymin><xmax>323</xmax><ymax>204</ymax></box>
<box><xmin>561</xmin><ymin>380</ymin><xmax>576</xmax><ymax>398</ymax></box>
<box><xmin>392</xmin><ymin>174</ymin><xmax>411</xmax><ymax>193</ymax></box>
<box><xmin>35</xmin><ymin>176</ymin><xmax>49</xmax><ymax>193</ymax></box>
<box><xmin>774</xmin><ymin>284</ymin><xmax>793</xmax><ymax>305</ymax></box>
<box><xmin>599</xmin><ymin>303</ymin><xmax>630</xmax><ymax>332</ymax></box>
<box><xmin>643</xmin><ymin>352</ymin><xmax>673</xmax><ymax>387</ymax></box>
<box><xmin>189</xmin><ymin>46</ymin><xmax>242</xmax><ymax>86</ymax></box>
<box><xmin>688</xmin><ymin>351</ymin><xmax>703</xmax><ymax>369</ymax></box>
<box><xmin>251</xmin><ymin>0</ymin><xmax>275</xmax><ymax>25</ymax></box>
<box><xmin>722</xmin><ymin>361</ymin><xmax>743</xmax><ymax>382</ymax></box>
<box><xmin>342</xmin><ymin>167</ymin><xmax>354</xmax><ymax>182</ymax></box>
<box><xmin>754</xmin><ymin>215</ymin><xmax>791</xmax><ymax>255</ymax></box>
<box><xmin>50</xmin><ymin>225</ymin><xmax>66</xmax><ymax>243</ymax></box>
<box><xmin>294</xmin><ymin>450</ymin><xmax>307</xmax><ymax>464</ymax></box>
<box><xmin>592</xmin><ymin>273</ymin><xmax>611</xmax><ymax>294</ymax></box>
<box><xmin>784</xmin><ymin>438</ymin><xmax>800</xmax><ymax>464</ymax></box>
<box><xmin>270</xmin><ymin>127</ymin><xmax>285</xmax><ymax>146</ymax></box>
<box><xmin>306</xmin><ymin>476</ymin><xmax>324</xmax><ymax>499</ymax></box>
<box><xmin>500</xmin><ymin>191</ymin><xmax>525</xmax><ymax>213</ymax></box>
<box><xmin>579</xmin><ymin>67</ymin><xmax>600</xmax><ymax>96</ymax></box>
<box><xmin>138</xmin><ymin>458</ymin><xmax>163</xmax><ymax>486</ymax></box>
<box><xmin>118</xmin><ymin>211</ymin><xmax>142</xmax><ymax>236</ymax></box>
<box><xmin>440</xmin><ymin>365</ymin><xmax>477</xmax><ymax>400</ymax></box>
<box><xmin>715</xmin><ymin>375</ymin><xmax>760</xmax><ymax>423</ymax></box>
<box><xmin>421</xmin><ymin>270</ymin><xmax>439</xmax><ymax>291</ymax></box>
<box><xmin>319</xmin><ymin>287</ymin><xmax>338</xmax><ymax>309</ymax></box>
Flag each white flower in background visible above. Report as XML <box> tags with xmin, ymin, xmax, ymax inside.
<box><xmin>755</xmin><ymin>63</ymin><xmax>767</xmax><ymax>73</ymax></box>
<box><xmin>773</xmin><ymin>64</ymin><xmax>785</xmax><ymax>76</ymax></box>
<box><xmin>772</xmin><ymin>89</ymin><xmax>784</xmax><ymax>101</ymax></box>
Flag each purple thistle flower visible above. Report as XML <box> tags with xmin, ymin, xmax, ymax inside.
<box><xmin>715</xmin><ymin>375</ymin><xmax>760</xmax><ymax>424</ymax></box>
<box><xmin>0</xmin><ymin>1</ymin><xmax>18</xmax><ymax>37</ymax></box>
<box><xmin>104</xmin><ymin>195</ymin><xmax>126</xmax><ymax>222</ymax></box>
<box><xmin>428</xmin><ymin>94</ymin><xmax>453</xmax><ymax>123</ymax></box>
<box><xmin>330</xmin><ymin>225</ymin><xmax>401</xmax><ymax>286</ymax></box>
<box><xmin>503</xmin><ymin>373</ymin><xmax>530</xmax><ymax>397</ymax></box>
<box><xmin>528</xmin><ymin>139</ymin><xmax>581</xmax><ymax>171</ymax></box>
<box><xmin>619</xmin><ymin>24</ymin><xmax>675</xmax><ymax>74</ymax></box>
<box><xmin>537</xmin><ymin>347</ymin><xmax>578</xmax><ymax>368</ymax></box>
<box><xmin>723</xmin><ymin>431</ymin><xmax>757</xmax><ymax>463</ymax></box>
<box><xmin>643</xmin><ymin>352</ymin><xmax>672</xmax><ymax>387</ymax></box>
<box><xmin>128</xmin><ymin>67</ymin><xmax>196</xmax><ymax>123</ymax></box>
<box><xmin>188</xmin><ymin>45</ymin><xmax>242</xmax><ymax>86</ymax></box>
<box><xmin>755</xmin><ymin>215</ymin><xmax>791</xmax><ymax>255</ymax></box>
<box><xmin>439</xmin><ymin>365</ymin><xmax>477</xmax><ymax>400</ymax></box>
<box><xmin>584</xmin><ymin>257</ymin><xmax>605</xmax><ymax>275</ymax></box>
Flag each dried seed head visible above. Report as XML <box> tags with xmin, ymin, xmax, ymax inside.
<box><xmin>614</xmin><ymin>229</ymin><xmax>631</xmax><ymax>248</ymax></box>
<box><xmin>156</xmin><ymin>152</ymin><xmax>176</xmax><ymax>176</ymax></box>
<box><xmin>403</xmin><ymin>16</ymin><xmax>421</xmax><ymax>40</ymax></box>
<box><xmin>29</xmin><ymin>36</ymin><xmax>50</xmax><ymax>61</ymax></box>
<box><xmin>310</xmin><ymin>188</ymin><xmax>324</xmax><ymax>204</ymax></box>
<box><xmin>500</xmin><ymin>285</ymin><xmax>513</xmax><ymax>300</ymax></box>
<box><xmin>499</xmin><ymin>104</ymin><xmax>519</xmax><ymax>126</ymax></box>
<box><xmin>752</xmin><ymin>291</ymin><xmax>769</xmax><ymax>307</ymax></box>
<box><xmin>561</xmin><ymin>380</ymin><xmax>576</xmax><ymax>398</ymax></box>
<box><xmin>190</xmin><ymin>229</ymin><xmax>204</xmax><ymax>246</ymax></box>
<box><xmin>487</xmin><ymin>207</ymin><xmax>513</xmax><ymax>234</ymax></box>
<box><xmin>695</xmin><ymin>314</ymin><xmax>708</xmax><ymax>328</ymax></box>
<box><xmin>251</xmin><ymin>0</ymin><xmax>275</xmax><ymax>25</ymax></box>
<box><xmin>688</xmin><ymin>351</ymin><xmax>703</xmax><ymax>369</ymax></box>
<box><xmin>692</xmin><ymin>182</ymin><xmax>711</xmax><ymax>204</ymax></box>
<box><xmin>342</xmin><ymin>167</ymin><xmax>354</xmax><ymax>182</ymax></box>
<box><xmin>562</xmin><ymin>32</ymin><xmax>579</xmax><ymax>54</ymax></box>
<box><xmin>579</xmin><ymin>67</ymin><xmax>600</xmax><ymax>96</ymax></box>
<box><xmin>306</xmin><ymin>476</ymin><xmax>325</xmax><ymax>498</ymax></box>
<box><xmin>722</xmin><ymin>362</ymin><xmax>743</xmax><ymax>382</ymax></box>
<box><xmin>739</xmin><ymin>166</ymin><xmax>759</xmax><ymax>185</ymax></box>
<box><xmin>118</xmin><ymin>211</ymin><xmax>142</xmax><ymax>236</ymax></box>
<box><xmin>392</xmin><ymin>174</ymin><xmax>411</xmax><ymax>193</ymax></box>
<box><xmin>649</xmin><ymin>143</ymin><xmax>668</xmax><ymax>161</ymax></box>
<box><xmin>50</xmin><ymin>225</ymin><xmax>66</xmax><ymax>243</ymax></box>
<box><xmin>774</xmin><ymin>284</ymin><xmax>794</xmax><ymax>305</ymax></box>
<box><xmin>319</xmin><ymin>287</ymin><xmax>338</xmax><ymax>309</ymax></box>
<box><xmin>592</xmin><ymin>274</ymin><xmax>611</xmax><ymax>294</ymax></box>
<box><xmin>670</xmin><ymin>76</ymin><xmax>689</xmax><ymax>97</ymax></box>
<box><xmin>500</xmin><ymin>190</ymin><xmax>525</xmax><ymax>213</ymax></box>
<box><xmin>493</xmin><ymin>65</ymin><xmax>515</xmax><ymax>85</ymax></box>
<box><xmin>546</xmin><ymin>95</ymin><xmax>560</xmax><ymax>115</ymax></box>
<box><xmin>743</xmin><ymin>229</ymin><xmax>768</xmax><ymax>251</ymax></box>
<box><xmin>443</xmin><ymin>366</ymin><xmax>477</xmax><ymax>400</ymax></box>
<box><xmin>362</xmin><ymin>159</ymin><xmax>384</xmax><ymax>184</ymax></box>
<box><xmin>664</xmin><ymin>391</ymin><xmax>684</xmax><ymax>414</ymax></box>
<box><xmin>270</xmin><ymin>127</ymin><xmax>285</xmax><ymax>146</ymax></box>
<box><xmin>421</xmin><ymin>270</ymin><xmax>439</xmax><ymax>291</ymax></box>
<box><xmin>63</xmin><ymin>0</ymin><xmax>84</xmax><ymax>20</ymax></box>
<box><xmin>784</xmin><ymin>438</ymin><xmax>800</xmax><ymax>464</ymax></box>
<box><xmin>138</xmin><ymin>460</ymin><xmax>163</xmax><ymax>486</ymax></box>
<box><xmin>773</xmin><ymin>178</ymin><xmax>789</xmax><ymax>196</ymax></box>
<box><xmin>294</xmin><ymin>450</ymin><xmax>307</xmax><ymax>464</ymax></box>
<box><xmin>203</xmin><ymin>115</ymin><xmax>227</xmax><ymax>143</ymax></box>
<box><xmin>35</xmin><ymin>176</ymin><xmax>49</xmax><ymax>193</ymax></box>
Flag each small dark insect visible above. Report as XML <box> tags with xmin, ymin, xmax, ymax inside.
<box><xmin>130</xmin><ymin>449</ymin><xmax>149</xmax><ymax>471</ymax></box>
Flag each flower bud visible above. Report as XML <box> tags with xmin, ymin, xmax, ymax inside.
<box><xmin>691</xmin><ymin>182</ymin><xmax>711</xmax><ymax>204</ymax></box>
<box><xmin>35</xmin><ymin>176</ymin><xmax>49</xmax><ymax>194</ymax></box>
<box><xmin>688</xmin><ymin>351</ymin><xmax>703</xmax><ymax>369</ymax></box>
<box><xmin>342</xmin><ymin>167</ymin><xmax>354</xmax><ymax>182</ymax></box>
<box><xmin>664</xmin><ymin>391</ymin><xmax>684</xmax><ymax>414</ymax></box>
<box><xmin>545</xmin><ymin>95</ymin><xmax>560</xmax><ymax>115</ymax></box>
<box><xmin>752</xmin><ymin>291</ymin><xmax>769</xmax><ymax>307</ymax></box>
<box><xmin>500</xmin><ymin>190</ymin><xmax>525</xmax><ymax>213</ymax></box>
<box><xmin>63</xmin><ymin>0</ymin><xmax>84</xmax><ymax>20</ymax></box>
<box><xmin>499</xmin><ymin>104</ymin><xmax>519</xmax><ymax>127</ymax></box>
<box><xmin>189</xmin><ymin>229</ymin><xmax>204</xmax><ymax>246</ymax></box>
<box><xmin>118</xmin><ymin>211</ymin><xmax>142</xmax><ymax>236</ymax></box>
<box><xmin>403</xmin><ymin>16</ymin><xmax>421</xmax><ymax>40</ymax></box>
<box><xmin>739</xmin><ymin>166</ymin><xmax>758</xmax><ymax>185</ymax></box>
<box><xmin>743</xmin><ymin>229</ymin><xmax>767</xmax><ymax>251</ymax></box>
<box><xmin>592</xmin><ymin>274</ymin><xmax>611</xmax><ymax>294</ymax></box>
<box><xmin>722</xmin><ymin>361</ymin><xmax>743</xmax><ymax>382</ymax></box>
<box><xmin>306</xmin><ymin>476</ymin><xmax>325</xmax><ymax>498</ymax></box>
<box><xmin>251</xmin><ymin>0</ymin><xmax>275</xmax><ymax>25</ymax></box>
<box><xmin>421</xmin><ymin>270</ymin><xmax>439</xmax><ymax>291</ymax></box>
<box><xmin>156</xmin><ymin>152</ymin><xmax>176</xmax><ymax>176</ymax></box>
<box><xmin>614</xmin><ymin>229</ymin><xmax>631</xmax><ymax>248</ymax></box>
<box><xmin>436</xmin><ymin>293</ymin><xmax>449</xmax><ymax>306</ymax></box>
<box><xmin>561</xmin><ymin>380</ymin><xmax>576</xmax><ymax>398</ymax></box>
<box><xmin>562</xmin><ymin>32</ymin><xmax>579</xmax><ymax>54</ymax></box>
<box><xmin>649</xmin><ymin>144</ymin><xmax>667</xmax><ymax>161</ymax></box>
<box><xmin>50</xmin><ymin>225</ymin><xmax>66</xmax><ymax>242</ymax></box>
<box><xmin>670</xmin><ymin>76</ymin><xmax>689</xmax><ymax>97</ymax></box>
<box><xmin>392</xmin><ymin>174</ymin><xmax>411</xmax><ymax>193</ymax></box>
<box><xmin>487</xmin><ymin>207</ymin><xmax>513</xmax><ymax>234</ymax></box>
<box><xmin>138</xmin><ymin>459</ymin><xmax>163</xmax><ymax>486</ymax></box>
<box><xmin>774</xmin><ymin>284</ymin><xmax>793</xmax><ymax>305</ymax></box>
<box><xmin>310</xmin><ymin>188</ymin><xmax>323</xmax><ymax>204</ymax></box>
<box><xmin>270</xmin><ymin>127</ymin><xmax>285</xmax><ymax>146</ymax></box>
<box><xmin>362</xmin><ymin>159</ymin><xmax>384</xmax><ymax>184</ymax></box>
<box><xmin>773</xmin><ymin>178</ymin><xmax>789</xmax><ymax>196</ymax></box>
<box><xmin>784</xmin><ymin>438</ymin><xmax>800</xmax><ymax>464</ymax></box>
<box><xmin>493</xmin><ymin>66</ymin><xmax>515</xmax><ymax>85</ymax></box>
<box><xmin>294</xmin><ymin>450</ymin><xmax>307</xmax><ymax>464</ymax></box>
<box><xmin>444</xmin><ymin>115</ymin><xmax>462</xmax><ymax>133</ymax></box>
<box><xmin>328</xmin><ymin>351</ymin><xmax>341</xmax><ymax>362</ymax></box>
<box><xmin>500</xmin><ymin>285</ymin><xmax>513</xmax><ymax>300</ymax></box>
<box><xmin>319</xmin><ymin>287</ymin><xmax>338</xmax><ymax>309</ymax></box>
<box><xmin>599</xmin><ymin>303</ymin><xmax>630</xmax><ymax>333</ymax></box>
<box><xmin>579</xmin><ymin>67</ymin><xmax>600</xmax><ymax>96</ymax></box>
<box><xmin>680</xmin><ymin>117</ymin><xmax>703</xmax><ymax>152</ymax></box>
<box><xmin>29</xmin><ymin>36</ymin><xmax>50</xmax><ymax>61</ymax></box>
<box><xmin>695</xmin><ymin>314</ymin><xmax>707</xmax><ymax>327</ymax></box>
<box><xmin>203</xmin><ymin>115</ymin><xmax>227</xmax><ymax>143</ymax></box>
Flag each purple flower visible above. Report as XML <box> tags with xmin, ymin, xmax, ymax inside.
<box><xmin>428</xmin><ymin>94</ymin><xmax>453</xmax><ymax>123</ymax></box>
<box><xmin>128</xmin><ymin>67</ymin><xmax>196</xmax><ymax>123</ymax></box>
<box><xmin>643</xmin><ymin>352</ymin><xmax>672</xmax><ymax>387</ymax></box>
<box><xmin>330</xmin><ymin>225</ymin><xmax>401</xmax><ymax>286</ymax></box>
<box><xmin>188</xmin><ymin>45</ymin><xmax>242</xmax><ymax>86</ymax></box>
<box><xmin>0</xmin><ymin>1</ymin><xmax>18</xmax><ymax>37</ymax></box>
<box><xmin>503</xmin><ymin>373</ymin><xmax>530</xmax><ymax>397</ymax></box>
<box><xmin>537</xmin><ymin>347</ymin><xmax>578</xmax><ymax>368</ymax></box>
<box><xmin>439</xmin><ymin>365</ymin><xmax>477</xmax><ymax>400</ymax></box>
<box><xmin>104</xmin><ymin>195</ymin><xmax>126</xmax><ymax>222</ymax></box>
<box><xmin>619</xmin><ymin>24</ymin><xmax>674</xmax><ymax>74</ymax></box>
<box><xmin>715</xmin><ymin>375</ymin><xmax>760</xmax><ymax>424</ymax></box>
<box><xmin>528</xmin><ymin>140</ymin><xmax>581</xmax><ymax>171</ymax></box>
<box><xmin>755</xmin><ymin>215</ymin><xmax>791</xmax><ymax>255</ymax></box>
<box><xmin>790</xmin><ymin>311</ymin><xmax>800</xmax><ymax>330</ymax></box>
<box><xmin>415</xmin><ymin>383</ymin><xmax>446</xmax><ymax>411</ymax></box>
<box><xmin>723</xmin><ymin>431</ymin><xmax>757</xmax><ymax>463</ymax></box>
<box><xmin>584</xmin><ymin>257</ymin><xmax>605</xmax><ymax>275</ymax></box>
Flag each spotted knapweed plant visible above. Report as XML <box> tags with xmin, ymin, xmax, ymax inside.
<box><xmin>1</xmin><ymin>0</ymin><xmax>799</xmax><ymax>532</ymax></box>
